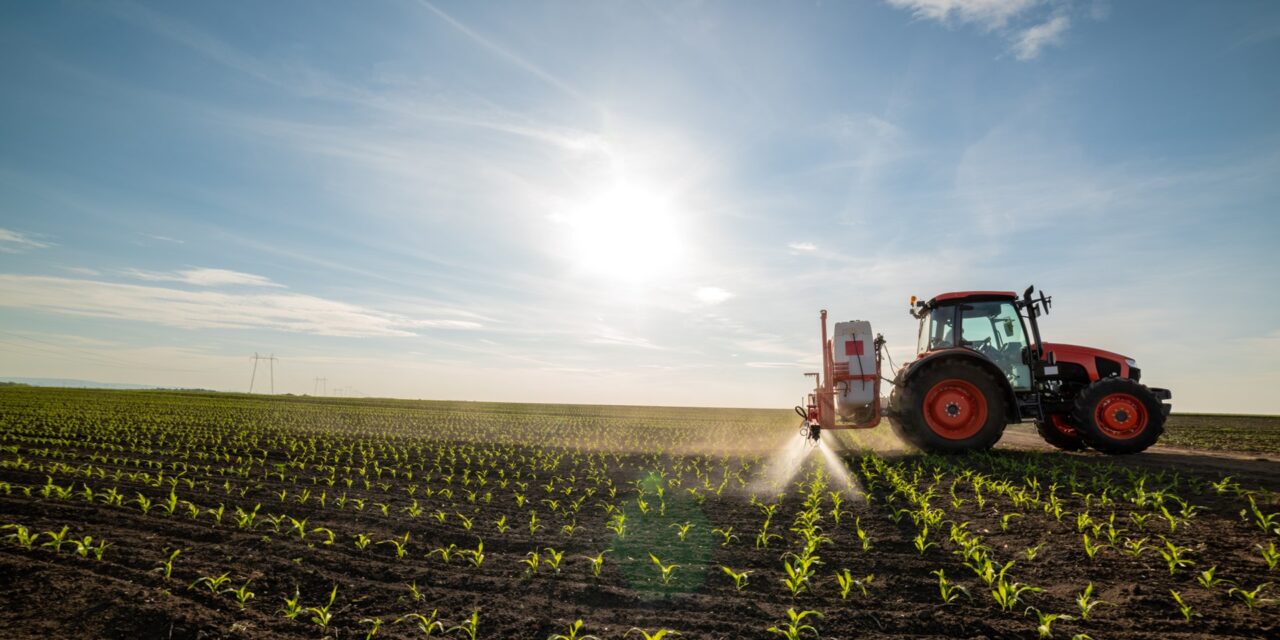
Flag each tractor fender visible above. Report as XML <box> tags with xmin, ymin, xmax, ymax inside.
<box><xmin>895</xmin><ymin>349</ymin><xmax>1021</xmax><ymax>423</ymax></box>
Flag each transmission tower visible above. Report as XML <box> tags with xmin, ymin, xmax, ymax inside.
<box><xmin>249</xmin><ymin>353</ymin><xmax>278</xmax><ymax>394</ymax></box>
<box><xmin>313</xmin><ymin>377</ymin><xmax>327</xmax><ymax>396</ymax></box>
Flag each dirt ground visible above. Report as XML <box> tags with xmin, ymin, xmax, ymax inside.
<box><xmin>1</xmin><ymin>390</ymin><xmax>1278</xmax><ymax>639</ymax></box>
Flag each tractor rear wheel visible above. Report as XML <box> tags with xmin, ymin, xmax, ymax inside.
<box><xmin>1035</xmin><ymin>415</ymin><xmax>1087</xmax><ymax>452</ymax></box>
<box><xmin>891</xmin><ymin>360</ymin><xmax>1007</xmax><ymax>453</ymax></box>
<box><xmin>1071</xmin><ymin>377</ymin><xmax>1165</xmax><ymax>455</ymax></box>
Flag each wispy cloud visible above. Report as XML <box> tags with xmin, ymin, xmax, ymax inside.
<box><xmin>1012</xmin><ymin>14</ymin><xmax>1071</xmax><ymax>60</ymax></box>
<box><xmin>414</xmin><ymin>0</ymin><xmax>591</xmax><ymax>104</ymax></box>
<box><xmin>0</xmin><ymin>228</ymin><xmax>51</xmax><ymax>253</ymax></box>
<box><xmin>123</xmin><ymin>267</ymin><xmax>282</xmax><ymax>288</ymax></box>
<box><xmin>885</xmin><ymin>0</ymin><xmax>1074</xmax><ymax>60</ymax></box>
<box><xmin>885</xmin><ymin>0</ymin><xmax>1038</xmax><ymax>30</ymax></box>
<box><xmin>787</xmin><ymin>241</ymin><xmax>818</xmax><ymax>253</ymax></box>
<box><xmin>0</xmin><ymin>275</ymin><xmax>458</xmax><ymax>337</ymax></box>
<box><xmin>694</xmin><ymin>286</ymin><xmax>734</xmax><ymax>305</ymax></box>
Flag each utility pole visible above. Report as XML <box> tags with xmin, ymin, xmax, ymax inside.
<box><xmin>249</xmin><ymin>353</ymin><xmax>279</xmax><ymax>394</ymax></box>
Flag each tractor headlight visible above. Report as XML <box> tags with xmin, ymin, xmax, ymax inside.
<box><xmin>1125</xmin><ymin>358</ymin><xmax>1137</xmax><ymax>366</ymax></box>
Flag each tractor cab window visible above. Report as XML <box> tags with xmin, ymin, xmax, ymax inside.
<box><xmin>917</xmin><ymin>307</ymin><xmax>957</xmax><ymax>353</ymax></box>
<box><xmin>959</xmin><ymin>301</ymin><xmax>1031</xmax><ymax>390</ymax></box>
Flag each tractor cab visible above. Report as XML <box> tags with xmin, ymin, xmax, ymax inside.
<box><xmin>912</xmin><ymin>291</ymin><xmax>1032</xmax><ymax>392</ymax></box>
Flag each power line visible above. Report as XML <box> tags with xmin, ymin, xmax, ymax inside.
<box><xmin>249</xmin><ymin>353</ymin><xmax>278</xmax><ymax>394</ymax></box>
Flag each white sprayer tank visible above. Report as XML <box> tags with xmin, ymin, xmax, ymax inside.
<box><xmin>832</xmin><ymin>320</ymin><xmax>877</xmax><ymax>419</ymax></box>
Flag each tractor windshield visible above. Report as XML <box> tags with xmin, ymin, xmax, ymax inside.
<box><xmin>959</xmin><ymin>301</ymin><xmax>1031</xmax><ymax>390</ymax></box>
<box><xmin>916</xmin><ymin>307</ymin><xmax>957</xmax><ymax>353</ymax></box>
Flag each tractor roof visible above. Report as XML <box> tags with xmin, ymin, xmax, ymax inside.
<box><xmin>928</xmin><ymin>291</ymin><xmax>1017</xmax><ymax>306</ymax></box>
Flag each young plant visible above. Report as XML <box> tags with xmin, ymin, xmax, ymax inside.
<box><xmin>1257</xmin><ymin>542</ymin><xmax>1280</xmax><ymax>571</ymax></box>
<box><xmin>397</xmin><ymin>610</ymin><xmax>445</xmax><ymax>636</ymax></box>
<box><xmin>190</xmin><ymin>572</ymin><xmax>232</xmax><ymax>595</ymax></box>
<box><xmin>544</xmin><ymin>547</ymin><xmax>566</xmax><ymax>573</ymax></box>
<box><xmin>1</xmin><ymin>524</ymin><xmax>40</xmax><ymax>549</ymax></box>
<box><xmin>834</xmin><ymin>569</ymin><xmax>873</xmax><ymax>598</ymax></box>
<box><xmin>932</xmin><ymin>569</ymin><xmax>969</xmax><ymax>605</ymax></box>
<box><xmin>1026</xmin><ymin>608</ymin><xmax>1072</xmax><ymax>639</ymax></box>
<box><xmin>360</xmin><ymin>617</ymin><xmax>384</xmax><ymax>640</ymax></box>
<box><xmin>229</xmin><ymin>580</ymin><xmax>255</xmax><ymax>609</ymax></box>
<box><xmin>547</xmin><ymin>619</ymin><xmax>599</xmax><ymax>640</ymax></box>
<box><xmin>354</xmin><ymin>533</ymin><xmax>373</xmax><ymax>551</ymax></box>
<box><xmin>449</xmin><ymin>610</ymin><xmax>480</xmax><ymax>640</ymax></box>
<box><xmin>650</xmin><ymin>553</ymin><xmax>679</xmax><ymax>586</ymax></box>
<box><xmin>523</xmin><ymin>550</ymin><xmax>541</xmax><ymax>576</ymax></box>
<box><xmin>913</xmin><ymin>525</ymin><xmax>936</xmax><ymax>555</ymax></box>
<box><xmin>1229</xmin><ymin>582</ymin><xmax>1272</xmax><ymax>610</ymax></box>
<box><xmin>306</xmin><ymin>585</ymin><xmax>338</xmax><ymax>629</ymax></box>
<box><xmin>713</xmin><ymin>527</ymin><xmax>738</xmax><ymax>547</ymax></box>
<box><xmin>671</xmin><ymin>522</ymin><xmax>694</xmax><ymax>542</ymax></box>
<box><xmin>150</xmin><ymin>548</ymin><xmax>181</xmax><ymax>581</ymax></box>
<box><xmin>992</xmin><ymin>575</ymin><xmax>1041</xmax><ymax>612</ymax></box>
<box><xmin>625</xmin><ymin>628</ymin><xmax>680</xmax><ymax>640</ymax></box>
<box><xmin>279</xmin><ymin>587</ymin><xmax>304</xmax><ymax>619</ymax></box>
<box><xmin>584</xmin><ymin>550</ymin><xmax>608</xmax><ymax>579</ymax></box>
<box><xmin>1000</xmin><ymin>513</ymin><xmax>1022</xmax><ymax>532</ymax></box>
<box><xmin>1170</xmin><ymin>590</ymin><xmax>1199</xmax><ymax>622</ymax></box>
<box><xmin>766</xmin><ymin>608</ymin><xmax>823</xmax><ymax>640</ymax></box>
<box><xmin>1075</xmin><ymin>583</ymin><xmax>1107</xmax><ymax>620</ymax></box>
<box><xmin>41</xmin><ymin>526</ymin><xmax>71</xmax><ymax>553</ymax></box>
<box><xmin>1157</xmin><ymin>538</ymin><xmax>1194</xmax><ymax>575</ymax></box>
<box><xmin>429</xmin><ymin>543</ymin><xmax>460</xmax><ymax>564</ymax></box>
<box><xmin>720</xmin><ymin>566</ymin><xmax>751</xmax><ymax>591</ymax></box>
<box><xmin>1024</xmin><ymin>542</ymin><xmax>1046</xmax><ymax>562</ymax></box>
<box><xmin>1196</xmin><ymin>566</ymin><xmax>1234</xmax><ymax>590</ymax></box>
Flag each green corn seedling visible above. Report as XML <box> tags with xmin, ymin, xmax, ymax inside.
<box><xmin>1169</xmin><ymin>590</ymin><xmax>1198</xmax><ymax>621</ymax></box>
<box><xmin>766</xmin><ymin>608</ymin><xmax>823</xmax><ymax>640</ymax></box>
<box><xmin>397</xmin><ymin>610</ymin><xmax>445</xmax><ymax>636</ymax></box>
<box><xmin>1075</xmin><ymin>583</ymin><xmax>1107</xmax><ymax>620</ymax></box>
<box><xmin>650</xmin><ymin>553</ymin><xmax>679</xmax><ymax>586</ymax></box>
<box><xmin>547</xmin><ymin>619</ymin><xmax>599</xmax><ymax>640</ymax></box>
<box><xmin>1229</xmin><ymin>582</ymin><xmax>1272</xmax><ymax>609</ymax></box>
<box><xmin>449</xmin><ymin>610</ymin><xmax>480</xmax><ymax>640</ymax></box>
<box><xmin>716</xmin><ymin>564</ymin><xmax>750</xmax><ymax>591</ymax></box>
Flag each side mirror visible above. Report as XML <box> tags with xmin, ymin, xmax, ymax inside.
<box><xmin>1002</xmin><ymin>321</ymin><xmax>1014</xmax><ymax>337</ymax></box>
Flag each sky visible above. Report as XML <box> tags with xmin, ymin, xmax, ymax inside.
<box><xmin>1</xmin><ymin>0</ymin><xmax>1278</xmax><ymax>413</ymax></box>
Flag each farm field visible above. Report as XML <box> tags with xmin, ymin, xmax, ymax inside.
<box><xmin>1</xmin><ymin>387</ymin><xmax>1278</xmax><ymax>639</ymax></box>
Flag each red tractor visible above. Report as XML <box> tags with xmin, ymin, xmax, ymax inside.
<box><xmin>798</xmin><ymin>286</ymin><xmax>1172</xmax><ymax>454</ymax></box>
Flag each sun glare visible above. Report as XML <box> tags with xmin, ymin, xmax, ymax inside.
<box><xmin>556</xmin><ymin>183</ymin><xmax>685</xmax><ymax>283</ymax></box>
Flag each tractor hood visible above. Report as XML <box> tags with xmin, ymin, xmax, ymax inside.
<box><xmin>1040</xmin><ymin>342</ymin><xmax>1131</xmax><ymax>363</ymax></box>
<box><xmin>1039</xmin><ymin>342</ymin><xmax>1135</xmax><ymax>380</ymax></box>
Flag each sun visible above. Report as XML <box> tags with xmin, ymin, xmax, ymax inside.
<box><xmin>554</xmin><ymin>182</ymin><xmax>685</xmax><ymax>284</ymax></box>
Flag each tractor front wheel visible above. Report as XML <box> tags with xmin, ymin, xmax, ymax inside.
<box><xmin>891</xmin><ymin>360</ymin><xmax>1007</xmax><ymax>453</ymax></box>
<box><xmin>1071</xmin><ymin>377</ymin><xmax>1165</xmax><ymax>455</ymax></box>
<box><xmin>1035</xmin><ymin>415</ymin><xmax>1087</xmax><ymax>452</ymax></box>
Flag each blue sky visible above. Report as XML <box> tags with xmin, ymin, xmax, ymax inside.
<box><xmin>1</xmin><ymin>0</ymin><xmax>1277</xmax><ymax>412</ymax></box>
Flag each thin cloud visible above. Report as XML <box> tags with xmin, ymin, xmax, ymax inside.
<box><xmin>788</xmin><ymin>241</ymin><xmax>818</xmax><ymax>252</ymax></box>
<box><xmin>1013</xmin><ymin>14</ymin><xmax>1071</xmax><ymax>60</ymax></box>
<box><xmin>885</xmin><ymin>0</ymin><xmax>1073</xmax><ymax>60</ymax></box>
<box><xmin>0</xmin><ymin>274</ymin><xmax>446</xmax><ymax>338</ymax></box>
<box><xmin>694</xmin><ymin>286</ymin><xmax>734</xmax><ymax>305</ymax></box>
<box><xmin>414</xmin><ymin>0</ymin><xmax>591</xmax><ymax>104</ymax></box>
<box><xmin>0</xmin><ymin>228</ymin><xmax>51</xmax><ymax>253</ymax></box>
<box><xmin>885</xmin><ymin>0</ymin><xmax>1038</xmax><ymax>30</ymax></box>
<box><xmin>124</xmin><ymin>267</ymin><xmax>283</xmax><ymax>288</ymax></box>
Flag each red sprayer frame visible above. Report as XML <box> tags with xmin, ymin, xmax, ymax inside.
<box><xmin>802</xmin><ymin>310</ymin><xmax>882</xmax><ymax>436</ymax></box>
